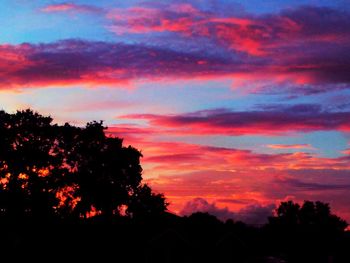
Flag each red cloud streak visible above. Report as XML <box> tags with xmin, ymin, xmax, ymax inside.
<box><xmin>119</xmin><ymin>105</ymin><xmax>350</xmax><ymax>136</ymax></box>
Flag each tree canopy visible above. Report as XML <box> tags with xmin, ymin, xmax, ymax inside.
<box><xmin>0</xmin><ymin>109</ymin><xmax>167</xmax><ymax>221</ymax></box>
<box><xmin>269</xmin><ymin>200</ymin><xmax>348</xmax><ymax>232</ymax></box>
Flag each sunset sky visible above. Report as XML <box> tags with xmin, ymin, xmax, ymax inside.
<box><xmin>1</xmin><ymin>0</ymin><xmax>350</xmax><ymax>224</ymax></box>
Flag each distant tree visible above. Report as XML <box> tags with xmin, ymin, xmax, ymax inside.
<box><xmin>127</xmin><ymin>184</ymin><xmax>168</xmax><ymax>219</ymax></box>
<box><xmin>268</xmin><ymin>200</ymin><xmax>348</xmax><ymax>232</ymax></box>
<box><xmin>0</xmin><ymin>109</ymin><xmax>167</xmax><ymax>221</ymax></box>
<box><xmin>272</xmin><ymin>200</ymin><xmax>300</xmax><ymax>227</ymax></box>
<box><xmin>187</xmin><ymin>212</ymin><xmax>223</xmax><ymax>226</ymax></box>
<box><xmin>265</xmin><ymin>200</ymin><xmax>348</xmax><ymax>263</ymax></box>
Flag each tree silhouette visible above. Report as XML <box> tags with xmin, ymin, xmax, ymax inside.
<box><xmin>0</xmin><ymin>110</ymin><xmax>60</xmax><ymax>221</ymax></box>
<box><xmin>62</xmin><ymin>121</ymin><xmax>145</xmax><ymax>219</ymax></box>
<box><xmin>0</xmin><ymin>109</ymin><xmax>167</xmax><ymax>222</ymax></box>
<box><xmin>266</xmin><ymin>200</ymin><xmax>348</xmax><ymax>263</ymax></box>
<box><xmin>127</xmin><ymin>184</ymin><xmax>168</xmax><ymax>219</ymax></box>
<box><xmin>269</xmin><ymin>200</ymin><xmax>348</xmax><ymax>232</ymax></box>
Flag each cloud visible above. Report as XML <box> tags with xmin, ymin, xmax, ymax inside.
<box><xmin>109</xmin><ymin>133</ymin><xmax>350</xmax><ymax>222</ymax></box>
<box><xmin>107</xmin><ymin>4</ymin><xmax>208</xmax><ymax>35</ymax></box>
<box><xmin>2</xmin><ymin>3</ymin><xmax>350</xmax><ymax>93</ymax></box>
<box><xmin>342</xmin><ymin>149</ymin><xmax>350</xmax><ymax>155</ymax></box>
<box><xmin>0</xmin><ymin>39</ymin><xmax>248</xmax><ymax>90</ymax></box>
<box><xmin>108</xmin><ymin>4</ymin><xmax>350</xmax><ymax>56</ymax></box>
<box><xmin>119</xmin><ymin>104</ymin><xmax>350</xmax><ymax>136</ymax></box>
<box><xmin>216</xmin><ymin>199</ymin><xmax>258</xmax><ymax>205</ymax></box>
<box><xmin>41</xmin><ymin>3</ymin><xmax>103</xmax><ymax>14</ymax></box>
<box><xmin>180</xmin><ymin>198</ymin><xmax>275</xmax><ymax>225</ymax></box>
<box><xmin>267</xmin><ymin>144</ymin><xmax>313</xmax><ymax>149</ymax></box>
<box><xmin>180</xmin><ymin>197</ymin><xmax>236</xmax><ymax>221</ymax></box>
<box><xmin>277</xmin><ymin>177</ymin><xmax>350</xmax><ymax>191</ymax></box>
<box><xmin>0</xmin><ymin>4</ymin><xmax>349</xmax><ymax>95</ymax></box>
<box><xmin>236</xmin><ymin>203</ymin><xmax>276</xmax><ymax>225</ymax></box>
<box><xmin>110</xmin><ymin>128</ymin><xmax>350</xmax><ymax>220</ymax></box>
<box><xmin>108</xmin><ymin>132</ymin><xmax>350</xmax><ymax>178</ymax></box>
<box><xmin>105</xmin><ymin>4</ymin><xmax>350</xmax><ymax>91</ymax></box>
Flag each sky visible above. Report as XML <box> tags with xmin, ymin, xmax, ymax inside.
<box><xmin>1</xmin><ymin>0</ymin><xmax>350</xmax><ymax>224</ymax></box>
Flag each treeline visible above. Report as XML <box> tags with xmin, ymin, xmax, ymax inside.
<box><xmin>0</xmin><ymin>110</ymin><xmax>349</xmax><ymax>262</ymax></box>
<box><xmin>1</xmin><ymin>201</ymin><xmax>349</xmax><ymax>262</ymax></box>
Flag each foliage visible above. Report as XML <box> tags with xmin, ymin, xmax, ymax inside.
<box><xmin>0</xmin><ymin>109</ymin><xmax>167</xmax><ymax>221</ymax></box>
<box><xmin>269</xmin><ymin>200</ymin><xmax>348</xmax><ymax>232</ymax></box>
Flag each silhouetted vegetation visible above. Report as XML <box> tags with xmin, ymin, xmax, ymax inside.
<box><xmin>0</xmin><ymin>109</ymin><xmax>167</xmax><ymax>222</ymax></box>
<box><xmin>265</xmin><ymin>201</ymin><xmax>349</xmax><ymax>263</ymax></box>
<box><xmin>0</xmin><ymin>109</ymin><xmax>349</xmax><ymax>262</ymax></box>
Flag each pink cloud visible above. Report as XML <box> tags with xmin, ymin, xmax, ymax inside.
<box><xmin>104</xmin><ymin>128</ymin><xmax>350</xmax><ymax>222</ymax></box>
<box><xmin>107</xmin><ymin>4</ymin><xmax>350</xmax><ymax>57</ymax></box>
<box><xmin>104</xmin><ymin>4</ymin><xmax>350</xmax><ymax>91</ymax></box>
<box><xmin>0</xmin><ymin>36</ymin><xmax>349</xmax><ymax>93</ymax></box>
<box><xmin>0</xmin><ymin>40</ymin><xmax>238</xmax><ymax>90</ymax></box>
<box><xmin>180</xmin><ymin>197</ymin><xmax>275</xmax><ymax>225</ymax></box>
<box><xmin>41</xmin><ymin>3</ymin><xmax>103</xmax><ymax>14</ymax></box>
<box><xmin>119</xmin><ymin>105</ymin><xmax>350</xmax><ymax>136</ymax></box>
<box><xmin>342</xmin><ymin>149</ymin><xmax>350</xmax><ymax>155</ymax></box>
<box><xmin>0</xmin><ymin>5</ymin><xmax>348</xmax><ymax>93</ymax></box>
<box><xmin>267</xmin><ymin>144</ymin><xmax>313</xmax><ymax>149</ymax></box>
<box><xmin>107</xmin><ymin>5</ymin><xmax>203</xmax><ymax>35</ymax></box>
